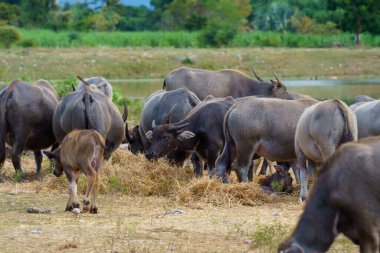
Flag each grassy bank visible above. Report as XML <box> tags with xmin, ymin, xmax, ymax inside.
<box><xmin>1</xmin><ymin>47</ymin><xmax>379</xmax><ymax>81</ymax></box>
<box><xmin>15</xmin><ymin>29</ymin><xmax>380</xmax><ymax>48</ymax></box>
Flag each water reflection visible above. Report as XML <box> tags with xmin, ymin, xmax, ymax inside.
<box><xmin>112</xmin><ymin>79</ymin><xmax>380</xmax><ymax>102</ymax></box>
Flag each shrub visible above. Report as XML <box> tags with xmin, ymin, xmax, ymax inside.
<box><xmin>18</xmin><ymin>38</ymin><xmax>35</xmax><ymax>47</ymax></box>
<box><xmin>0</xmin><ymin>26</ymin><xmax>20</xmax><ymax>48</ymax></box>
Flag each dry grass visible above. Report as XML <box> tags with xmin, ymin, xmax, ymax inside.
<box><xmin>0</xmin><ymin>151</ymin><xmax>358</xmax><ymax>253</ymax></box>
<box><xmin>0</xmin><ymin>150</ymin><xmax>295</xmax><ymax>208</ymax></box>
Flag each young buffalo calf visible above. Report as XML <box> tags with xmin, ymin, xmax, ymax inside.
<box><xmin>43</xmin><ymin>130</ymin><xmax>106</xmax><ymax>213</ymax></box>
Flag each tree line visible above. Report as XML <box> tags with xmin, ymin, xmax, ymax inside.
<box><xmin>0</xmin><ymin>0</ymin><xmax>379</xmax><ymax>46</ymax></box>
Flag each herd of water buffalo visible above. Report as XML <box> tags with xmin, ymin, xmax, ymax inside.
<box><xmin>0</xmin><ymin>67</ymin><xmax>379</xmax><ymax>252</ymax></box>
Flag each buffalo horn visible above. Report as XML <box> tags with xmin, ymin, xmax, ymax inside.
<box><xmin>71</xmin><ymin>84</ymin><xmax>76</xmax><ymax>92</ymax></box>
<box><xmin>166</xmin><ymin>104</ymin><xmax>177</xmax><ymax>124</ymax></box>
<box><xmin>272</xmin><ymin>71</ymin><xmax>282</xmax><ymax>85</ymax></box>
<box><xmin>77</xmin><ymin>75</ymin><xmax>91</xmax><ymax>86</ymax></box>
<box><xmin>168</xmin><ymin>122</ymin><xmax>190</xmax><ymax>132</ymax></box>
<box><xmin>252</xmin><ymin>68</ymin><xmax>264</xmax><ymax>81</ymax></box>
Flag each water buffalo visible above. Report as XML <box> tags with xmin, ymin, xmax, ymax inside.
<box><xmin>125</xmin><ymin>88</ymin><xmax>200</xmax><ymax>164</ymax></box>
<box><xmin>43</xmin><ymin>129</ymin><xmax>107</xmax><ymax>213</ymax></box>
<box><xmin>214</xmin><ymin>97</ymin><xmax>318</xmax><ymax>182</ymax></box>
<box><xmin>351</xmin><ymin>99</ymin><xmax>380</xmax><ymax>138</ymax></box>
<box><xmin>163</xmin><ymin>67</ymin><xmax>291</xmax><ymax>100</ymax></box>
<box><xmin>295</xmin><ymin>99</ymin><xmax>358</xmax><ymax>200</ymax></box>
<box><xmin>76</xmin><ymin>76</ymin><xmax>113</xmax><ymax>100</ymax></box>
<box><xmin>0</xmin><ymin>80</ymin><xmax>59</xmax><ymax>179</ymax></box>
<box><xmin>279</xmin><ymin>136</ymin><xmax>380</xmax><ymax>253</ymax></box>
<box><xmin>53</xmin><ymin>85</ymin><xmax>124</xmax><ymax>159</ymax></box>
<box><xmin>145</xmin><ymin>96</ymin><xmax>236</xmax><ymax>176</ymax></box>
<box><xmin>352</xmin><ymin>94</ymin><xmax>375</xmax><ymax>104</ymax></box>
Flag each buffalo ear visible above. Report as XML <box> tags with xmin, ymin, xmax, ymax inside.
<box><xmin>146</xmin><ymin>130</ymin><xmax>153</xmax><ymax>141</ymax></box>
<box><xmin>43</xmin><ymin>151</ymin><xmax>58</xmax><ymax>160</ymax></box>
<box><xmin>177</xmin><ymin>131</ymin><xmax>195</xmax><ymax>141</ymax></box>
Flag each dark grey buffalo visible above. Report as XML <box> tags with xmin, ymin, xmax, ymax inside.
<box><xmin>76</xmin><ymin>76</ymin><xmax>113</xmax><ymax>100</ymax></box>
<box><xmin>350</xmin><ymin>95</ymin><xmax>376</xmax><ymax>111</ymax></box>
<box><xmin>279</xmin><ymin>136</ymin><xmax>380</xmax><ymax>253</ymax></box>
<box><xmin>351</xmin><ymin>99</ymin><xmax>380</xmax><ymax>138</ymax></box>
<box><xmin>353</xmin><ymin>94</ymin><xmax>375</xmax><ymax>104</ymax></box>
<box><xmin>125</xmin><ymin>88</ymin><xmax>200</xmax><ymax>163</ymax></box>
<box><xmin>53</xmin><ymin>85</ymin><xmax>124</xmax><ymax>159</ymax></box>
<box><xmin>163</xmin><ymin>67</ymin><xmax>291</xmax><ymax>100</ymax></box>
<box><xmin>214</xmin><ymin>97</ymin><xmax>318</xmax><ymax>182</ymax></box>
<box><xmin>295</xmin><ymin>99</ymin><xmax>358</xmax><ymax>200</ymax></box>
<box><xmin>145</xmin><ymin>96</ymin><xmax>236</xmax><ymax>176</ymax></box>
<box><xmin>0</xmin><ymin>80</ymin><xmax>59</xmax><ymax>179</ymax></box>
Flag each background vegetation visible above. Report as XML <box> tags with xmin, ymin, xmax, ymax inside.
<box><xmin>0</xmin><ymin>0</ymin><xmax>379</xmax><ymax>48</ymax></box>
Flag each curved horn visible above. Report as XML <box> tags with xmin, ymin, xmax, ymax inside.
<box><xmin>122</xmin><ymin>101</ymin><xmax>128</xmax><ymax>122</ymax></box>
<box><xmin>77</xmin><ymin>75</ymin><xmax>91</xmax><ymax>86</ymax></box>
<box><xmin>167</xmin><ymin>122</ymin><xmax>190</xmax><ymax>132</ymax></box>
<box><xmin>166</xmin><ymin>104</ymin><xmax>177</xmax><ymax>124</ymax></box>
<box><xmin>151</xmin><ymin>120</ymin><xmax>157</xmax><ymax>129</ymax></box>
<box><xmin>272</xmin><ymin>71</ymin><xmax>282</xmax><ymax>85</ymax></box>
<box><xmin>252</xmin><ymin>68</ymin><xmax>264</xmax><ymax>82</ymax></box>
<box><xmin>71</xmin><ymin>84</ymin><xmax>76</xmax><ymax>92</ymax></box>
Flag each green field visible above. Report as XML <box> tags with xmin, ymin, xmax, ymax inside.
<box><xmin>16</xmin><ymin>29</ymin><xmax>380</xmax><ymax>48</ymax></box>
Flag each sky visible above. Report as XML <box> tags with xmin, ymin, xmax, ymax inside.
<box><xmin>59</xmin><ymin>0</ymin><xmax>151</xmax><ymax>7</ymax></box>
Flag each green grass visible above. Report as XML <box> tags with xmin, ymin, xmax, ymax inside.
<box><xmin>14</xmin><ymin>29</ymin><xmax>380</xmax><ymax>48</ymax></box>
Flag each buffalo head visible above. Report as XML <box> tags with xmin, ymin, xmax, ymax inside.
<box><xmin>126</xmin><ymin>125</ymin><xmax>144</xmax><ymax>154</ymax></box>
<box><xmin>43</xmin><ymin>150</ymin><xmax>63</xmax><ymax>177</ymax></box>
<box><xmin>271</xmin><ymin>71</ymin><xmax>291</xmax><ymax>99</ymax></box>
<box><xmin>144</xmin><ymin>120</ymin><xmax>195</xmax><ymax>160</ymax></box>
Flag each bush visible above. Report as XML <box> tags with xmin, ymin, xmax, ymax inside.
<box><xmin>198</xmin><ymin>19</ymin><xmax>237</xmax><ymax>47</ymax></box>
<box><xmin>18</xmin><ymin>38</ymin><xmax>35</xmax><ymax>47</ymax></box>
<box><xmin>0</xmin><ymin>26</ymin><xmax>20</xmax><ymax>48</ymax></box>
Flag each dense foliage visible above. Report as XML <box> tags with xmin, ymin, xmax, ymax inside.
<box><xmin>0</xmin><ymin>0</ymin><xmax>379</xmax><ymax>47</ymax></box>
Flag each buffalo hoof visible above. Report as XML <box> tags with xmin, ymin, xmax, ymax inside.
<box><xmin>65</xmin><ymin>203</ymin><xmax>80</xmax><ymax>212</ymax></box>
<box><xmin>90</xmin><ymin>206</ymin><xmax>98</xmax><ymax>214</ymax></box>
<box><xmin>298</xmin><ymin>197</ymin><xmax>306</xmax><ymax>204</ymax></box>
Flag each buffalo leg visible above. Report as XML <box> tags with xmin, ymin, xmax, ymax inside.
<box><xmin>83</xmin><ymin>167</ymin><xmax>96</xmax><ymax>213</ymax></box>
<box><xmin>33</xmin><ymin>150</ymin><xmax>42</xmax><ymax>175</ymax></box>
<box><xmin>248</xmin><ymin>161</ymin><xmax>254</xmax><ymax>182</ymax></box>
<box><xmin>288</xmin><ymin>161</ymin><xmax>300</xmax><ymax>183</ymax></box>
<box><xmin>206</xmin><ymin>145</ymin><xmax>220</xmax><ymax>177</ymax></box>
<box><xmin>297</xmin><ymin>150</ymin><xmax>309</xmax><ymax>201</ymax></box>
<box><xmin>191</xmin><ymin>153</ymin><xmax>203</xmax><ymax>177</ymax></box>
<box><xmin>65</xmin><ymin>170</ymin><xmax>80</xmax><ymax>211</ymax></box>
<box><xmin>90</xmin><ymin>173</ymin><xmax>99</xmax><ymax>214</ymax></box>
<box><xmin>214</xmin><ymin>137</ymin><xmax>237</xmax><ymax>183</ymax></box>
<box><xmin>11</xmin><ymin>136</ymin><xmax>28</xmax><ymax>180</ymax></box>
<box><xmin>235</xmin><ymin>143</ymin><xmax>257</xmax><ymax>182</ymax></box>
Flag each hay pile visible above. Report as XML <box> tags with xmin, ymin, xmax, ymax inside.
<box><xmin>177</xmin><ymin>178</ymin><xmax>272</xmax><ymax>206</ymax></box>
<box><xmin>2</xmin><ymin>150</ymin><xmax>292</xmax><ymax>207</ymax></box>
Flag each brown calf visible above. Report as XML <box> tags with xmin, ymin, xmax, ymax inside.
<box><xmin>43</xmin><ymin>129</ymin><xmax>107</xmax><ymax>213</ymax></box>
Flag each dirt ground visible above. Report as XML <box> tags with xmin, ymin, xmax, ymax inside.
<box><xmin>0</xmin><ymin>154</ymin><xmax>359</xmax><ymax>253</ymax></box>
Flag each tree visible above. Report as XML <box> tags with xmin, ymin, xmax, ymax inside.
<box><xmin>0</xmin><ymin>2</ymin><xmax>21</xmax><ymax>25</ymax></box>
<box><xmin>19</xmin><ymin>0</ymin><xmax>58</xmax><ymax>28</ymax></box>
<box><xmin>327</xmin><ymin>0</ymin><xmax>380</xmax><ymax>44</ymax></box>
<box><xmin>198</xmin><ymin>0</ymin><xmax>248</xmax><ymax>47</ymax></box>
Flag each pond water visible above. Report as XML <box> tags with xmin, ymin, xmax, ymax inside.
<box><xmin>112</xmin><ymin>79</ymin><xmax>380</xmax><ymax>103</ymax></box>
